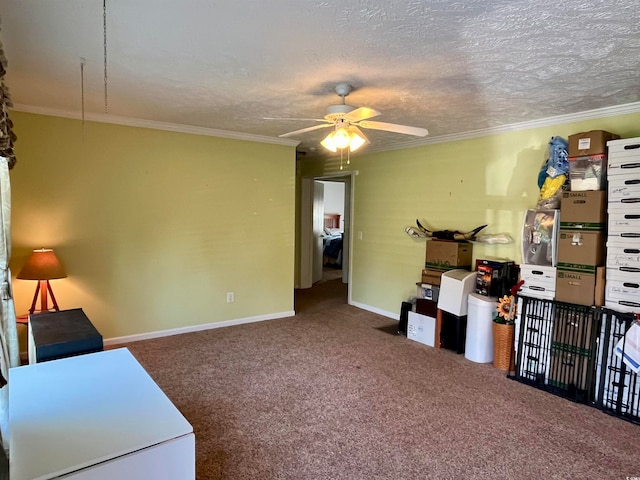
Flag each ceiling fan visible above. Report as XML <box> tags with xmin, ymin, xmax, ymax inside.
<box><xmin>266</xmin><ymin>83</ymin><xmax>429</xmax><ymax>152</ymax></box>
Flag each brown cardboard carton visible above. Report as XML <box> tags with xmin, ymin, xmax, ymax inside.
<box><xmin>549</xmin><ymin>349</ymin><xmax>591</xmax><ymax>391</ymax></box>
<box><xmin>421</xmin><ymin>268</ymin><xmax>444</xmax><ymax>286</ymax></box>
<box><xmin>555</xmin><ymin>267</ymin><xmax>605</xmax><ymax>307</ymax></box>
<box><xmin>560</xmin><ymin>190</ymin><xmax>607</xmax><ymax>230</ymax></box>
<box><xmin>557</xmin><ymin>230</ymin><xmax>605</xmax><ymax>270</ymax></box>
<box><xmin>552</xmin><ymin>311</ymin><xmax>595</xmax><ymax>352</ymax></box>
<box><xmin>425</xmin><ymin>240</ymin><xmax>473</xmax><ymax>270</ymax></box>
<box><xmin>594</xmin><ymin>266</ymin><xmax>605</xmax><ymax>307</ymax></box>
<box><xmin>568</xmin><ymin>130</ymin><xmax>620</xmax><ymax>157</ymax></box>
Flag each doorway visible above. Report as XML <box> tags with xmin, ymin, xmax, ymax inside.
<box><xmin>297</xmin><ymin>173</ymin><xmax>353</xmax><ymax>311</ymax></box>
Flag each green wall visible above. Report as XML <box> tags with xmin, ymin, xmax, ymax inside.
<box><xmin>301</xmin><ymin>111</ymin><xmax>640</xmax><ymax>316</ymax></box>
<box><xmin>10</xmin><ymin>112</ymin><xmax>296</xmax><ymax>340</ymax></box>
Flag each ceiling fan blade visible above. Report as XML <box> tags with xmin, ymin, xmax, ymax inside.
<box><xmin>343</xmin><ymin>107</ymin><xmax>381</xmax><ymax>122</ymax></box>
<box><xmin>263</xmin><ymin>117</ymin><xmax>327</xmax><ymax>122</ymax></box>
<box><xmin>278</xmin><ymin>123</ymin><xmax>333</xmax><ymax>138</ymax></box>
<box><xmin>357</xmin><ymin>120</ymin><xmax>428</xmax><ymax>137</ymax></box>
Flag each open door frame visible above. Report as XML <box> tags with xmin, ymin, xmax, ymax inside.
<box><xmin>298</xmin><ymin>172</ymin><xmax>356</xmax><ymax>303</ymax></box>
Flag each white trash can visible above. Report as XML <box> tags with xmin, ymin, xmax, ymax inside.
<box><xmin>465</xmin><ymin>293</ymin><xmax>497</xmax><ymax>363</ymax></box>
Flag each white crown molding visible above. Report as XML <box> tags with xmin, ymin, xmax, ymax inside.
<box><xmin>11</xmin><ymin>104</ymin><xmax>300</xmax><ymax>147</ymax></box>
<box><xmin>363</xmin><ymin>100</ymin><xmax>640</xmax><ymax>155</ymax></box>
<box><xmin>13</xmin><ymin>100</ymin><xmax>640</xmax><ymax>154</ymax></box>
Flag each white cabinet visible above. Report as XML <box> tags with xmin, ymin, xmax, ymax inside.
<box><xmin>9</xmin><ymin>348</ymin><xmax>195</xmax><ymax>480</ymax></box>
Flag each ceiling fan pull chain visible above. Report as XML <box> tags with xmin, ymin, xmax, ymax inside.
<box><xmin>103</xmin><ymin>0</ymin><xmax>108</xmax><ymax>114</ymax></box>
<box><xmin>80</xmin><ymin>57</ymin><xmax>86</xmax><ymax>139</ymax></box>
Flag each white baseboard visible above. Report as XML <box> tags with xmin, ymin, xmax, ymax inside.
<box><xmin>350</xmin><ymin>301</ymin><xmax>398</xmax><ymax>321</ymax></box>
<box><xmin>104</xmin><ymin>310</ymin><xmax>296</xmax><ymax>346</ymax></box>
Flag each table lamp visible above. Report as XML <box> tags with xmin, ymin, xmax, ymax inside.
<box><xmin>17</xmin><ymin>248</ymin><xmax>67</xmax><ymax>315</ymax></box>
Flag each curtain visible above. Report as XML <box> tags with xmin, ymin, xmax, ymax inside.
<box><xmin>0</xmin><ymin>26</ymin><xmax>19</xmax><ymax>456</ymax></box>
<box><xmin>0</xmin><ymin>157</ymin><xmax>17</xmax><ymax>454</ymax></box>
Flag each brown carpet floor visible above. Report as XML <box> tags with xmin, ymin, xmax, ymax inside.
<box><xmin>125</xmin><ymin>277</ymin><xmax>639</xmax><ymax>480</ymax></box>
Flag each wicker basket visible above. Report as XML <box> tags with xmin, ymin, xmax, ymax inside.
<box><xmin>493</xmin><ymin>322</ymin><xmax>515</xmax><ymax>372</ymax></box>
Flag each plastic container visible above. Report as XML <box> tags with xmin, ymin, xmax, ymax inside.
<box><xmin>465</xmin><ymin>293</ymin><xmax>497</xmax><ymax>363</ymax></box>
<box><xmin>437</xmin><ymin>269</ymin><xmax>476</xmax><ymax>316</ymax></box>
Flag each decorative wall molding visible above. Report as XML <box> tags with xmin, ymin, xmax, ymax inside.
<box><xmin>364</xmin><ymin>100</ymin><xmax>640</xmax><ymax>155</ymax></box>
<box><xmin>13</xmin><ymin>99</ymin><xmax>640</xmax><ymax>155</ymax></box>
<box><xmin>11</xmin><ymin>103</ymin><xmax>300</xmax><ymax>147</ymax></box>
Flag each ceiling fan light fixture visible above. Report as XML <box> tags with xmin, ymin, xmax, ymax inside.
<box><xmin>320</xmin><ymin>133</ymin><xmax>338</xmax><ymax>152</ymax></box>
<box><xmin>348</xmin><ymin>131</ymin><xmax>366</xmax><ymax>152</ymax></box>
<box><xmin>333</xmin><ymin>127</ymin><xmax>351</xmax><ymax>149</ymax></box>
<box><xmin>321</xmin><ymin>127</ymin><xmax>368</xmax><ymax>153</ymax></box>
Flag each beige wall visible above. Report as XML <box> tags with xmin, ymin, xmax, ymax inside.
<box><xmin>301</xmin><ymin>111</ymin><xmax>640</xmax><ymax>316</ymax></box>
<box><xmin>10</xmin><ymin>112</ymin><xmax>296</xmax><ymax>340</ymax></box>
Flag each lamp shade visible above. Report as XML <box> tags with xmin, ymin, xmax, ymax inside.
<box><xmin>17</xmin><ymin>249</ymin><xmax>67</xmax><ymax>280</ymax></box>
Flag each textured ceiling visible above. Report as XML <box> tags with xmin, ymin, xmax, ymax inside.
<box><xmin>1</xmin><ymin>0</ymin><xmax>639</xmax><ymax>159</ymax></box>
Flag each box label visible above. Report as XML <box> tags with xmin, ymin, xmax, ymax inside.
<box><xmin>578</xmin><ymin>138</ymin><xmax>591</xmax><ymax>149</ymax></box>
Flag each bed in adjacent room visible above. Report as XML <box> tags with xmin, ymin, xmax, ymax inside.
<box><xmin>323</xmin><ymin>213</ymin><xmax>343</xmax><ymax>267</ymax></box>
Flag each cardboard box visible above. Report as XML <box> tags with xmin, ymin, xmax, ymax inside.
<box><xmin>551</xmin><ymin>312</ymin><xmax>595</xmax><ymax>355</ymax></box>
<box><xmin>519</xmin><ymin>264</ymin><xmax>556</xmax><ymax>286</ymax></box>
<box><xmin>518</xmin><ymin>264</ymin><xmax>556</xmax><ymax>300</ymax></box>
<box><xmin>555</xmin><ymin>267</ymin><xmax>605</xmax><ymax>307</ymax></box>
<box><xmin>422</xmin><ymin>268</ymin><xmax>444</xmax><ymax>286</ymax></box>
<box><xmin>606</xmin><ymin>241</ymin><xmax>640</xmax><ymax>270</ymax></box>
<box><xmin>560</xmin><ymin>190</ymin><xmax>606</xmax><ymax>230</ymax></box>
<box><xmin>557</xmin><ymin>230</ymin><xmax>605</xmax><ymax>270</ymax></box>
<box><xmin>605</xmin><ymin>269</ymin><xmax>640</xmax><ymax>309</ymax></box>
<box><xmin>568</xmin><ymin>130</ymin><xmax>620</xmax><ymax>157</ymax></box>
<box><xmin>425</xmin><ymin>240</ymin><xmax>473</xmax><ymax>270</ymax></box>
<box><xmin>549</xmin><ymin>349</ymin><xmax>592</xmax><ymax>391</ymax></box>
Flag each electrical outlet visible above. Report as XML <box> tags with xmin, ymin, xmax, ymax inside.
<box><xmin>226</xmin><ymin>292</ymin><xmax>234</xmax><ymax>303</ymax></box>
